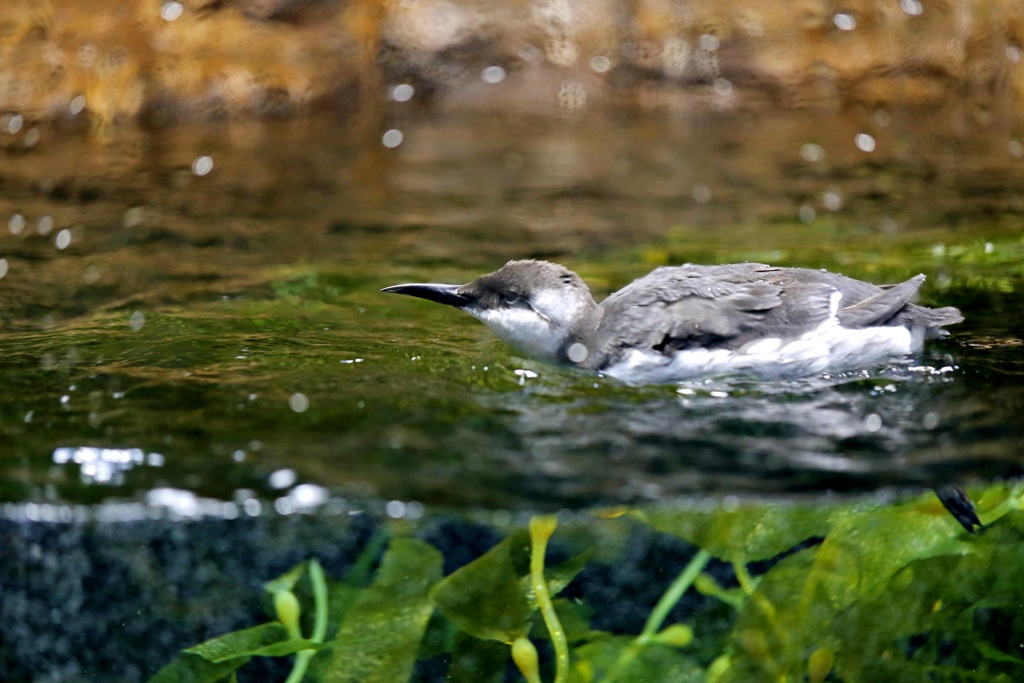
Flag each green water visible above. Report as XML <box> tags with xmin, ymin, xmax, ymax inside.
<box><xmin>1</xmin><ymin>109</ymin><xmax>1023</xmax><ymax>510</ymax></box>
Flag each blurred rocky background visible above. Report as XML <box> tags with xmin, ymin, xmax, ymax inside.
<box><xmin>1</xmin><ymin>0</ymin><xmax>1022</xmax><ymax>130</ymax></box>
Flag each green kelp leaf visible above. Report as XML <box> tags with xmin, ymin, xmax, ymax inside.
<box><xmin>431</xmin><ymin>531</ymin><xmax>590</xmax><ymax>643</ymax></box>
<box><xmin>321</xmin><ymin>579</ymin><xmax>361</xmax><ymax>642</ymax></box>
<box><xmin>264</xmin><ymin>561</ymin><xmax>308</xmax><ymax>595</ymax></box>
<box><xmin>635</xmin><ymin>500</ymin><xmax>839</xmax><ymax>564</ymax></box>
<box><xmin>431</xmin><ymin>530</ymin><xmax>534</xmax><ymax>642</ymax></box>
<box><xmin>722</xmin><ymin>548</ymin><xmax>819</xmax><ymax>683</ymax></box>
<box><xmin>537</xmin><ymin>549</ymin><xmax>593</xmax><ymax>598</ymax></box>
<box><xmin>555</xmin><ymin>599</ymin><xmax>604</xmax><ymax>645</ymax></box>
<box><xmin>976</xmin><ymin>482</ymin><xmax>1024</xmax><ymax>527</ymax></box>
<box><xmin>149</xmin><ymin>652</ymin><xmax>250</xmax><ymax>683</ymax></box>
<box><xmin>314</xmin><ymin>537</ymin><xmax>443</xmax><ymax>683</ymax></box>
<box><xmin>804</xmin><ymin>495</ymin><xmax>976</xmax><ymax>612</ymax></box>
<box><xmin>342</xmin><ymin>531</ymin><xmax>391</xmax><ymax>589</ymax></box>
<box><xmin>724</xmin><ymin>492</ymin><xmax>979</xmax><ymax>682</ymax></box>
<box><xmin>972</xmin><ymin>513</ymin><xmax>1024</xmax><ymax>608</ymax></box>
<box><xmin>830</xmin><ymin>511</ymin><xmax>1024</xmax><ymax>682</ymax></box>
<box><xmin>448</xmin><ymin>632</ymin><xmax>510</xmax><ymax>683</ymax></box>
<box><xmin>976</xmin><ymin>642</ymin><xmax>1024</xmax><ymax>667</ymax></box>
<box><xmin>185</xmin><ymin>623</ymin><xmax>293</xmax><ymax>662</ymax></box>
<box><xmin>417</xmin><ymin>611</ymin><xmax>459</xmax><ymax>659</ymax></box>
<box><xmin>569</xmin><ymin>636</ymin><xmax>704</xmax><ymax>683</ymax></box>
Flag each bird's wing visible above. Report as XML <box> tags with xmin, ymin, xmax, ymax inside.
<box><xmin>836</xmin><ymin>274</ymin><xmax>925</xmax><ymax>328</ymax></box>
<box><xmin>591</xmin><ymin>264</ymin><xmax>836</xmax><ymax>359</ymax></box>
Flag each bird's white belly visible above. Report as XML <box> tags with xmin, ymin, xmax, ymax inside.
<box><xmin>601</xmin><ymin>321</ymin><xmax>924</xmax><ymax>384</ymax></box>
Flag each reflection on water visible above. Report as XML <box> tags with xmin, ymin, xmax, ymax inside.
<box><xmin>52</xmin><ymin>446</ymin><xmax>164</xmax><ymax>485</ymax></box>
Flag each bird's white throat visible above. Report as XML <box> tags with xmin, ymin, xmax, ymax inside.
<box><xmin>466</xmin><ymin>287</ymin><xmax>593</xmax><ymax>364</ymax></box>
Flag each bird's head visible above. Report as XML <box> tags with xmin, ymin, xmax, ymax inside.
<box><xmin>382</xmin><ymin>260</ymin><xmax>598</xmax><ymax>364</ymax></box>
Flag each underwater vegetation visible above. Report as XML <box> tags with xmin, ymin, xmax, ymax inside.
<box><xmin>153</xmin><ymin>482</ymin><xmax>1024</xmax><ymax>683</ymax></box>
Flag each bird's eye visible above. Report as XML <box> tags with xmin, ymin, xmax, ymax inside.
<box><xmin>502</xmin><ymin>292</ymin><xmax>522</xmax><ymax>306</ymax></box>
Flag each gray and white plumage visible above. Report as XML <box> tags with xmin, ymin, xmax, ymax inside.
<box><xmin>382</xmin><ymin>260</ymin><xmax>963</xmax><ymax>384</ymax></box>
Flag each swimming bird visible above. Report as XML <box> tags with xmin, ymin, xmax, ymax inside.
<box><xmin>382</xmin><ymin>260</ymin><xmax>962</xmax><ymax>384</ymax></box>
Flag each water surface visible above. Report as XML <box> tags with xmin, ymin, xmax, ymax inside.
<box><xmin>1</xmin><ymin>107</ymin><xmax>1023</xmax><ymax>513</ymax></box>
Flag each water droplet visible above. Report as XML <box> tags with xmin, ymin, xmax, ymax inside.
<box><xmin>382</xmin><ymin>129</ymin><xmax>403</xmax><ymax>148</ymax></box>
<box><xmin>129</xmin><ymin>310</ymin><xmax>145</xmax><ymax>331</ymax></box>
<box><xmin>589</xmin><ymin>55</ymin><xmax>611</xmax><ymax>73</ymax></box>
<box><xmin>37</xmin><ymin>215</ymin><xmax>53</xmax><ymax>235</ymax></box>
<box><xmin>274</xmin><ymin>497</ymin><xmax>295</xmax><ymax>515</ymax></box>
<box><xmin>8</xmin><ymin>214</ymin><xmax>25</xmax><ymax>235</ymax></box>
<box><xmin>291</xmin><ymin>483</ymin><xmax>329</xmax><ymax>509</ymax></box>
<box><xmin>899</xmin><ymin>0</ymin><xmax>923</xmax><ymax>15</ymax></box>
<box><xmin>4</xmin><ymin>114</ymin><xmax>23</xmax><ymax>135</ymax></box>
<box><xmin>864</xmin><ymin>413</ymin><xmax>882</xmax><ymax>432</ymax></box>
<box><xmin>481</xmin><ymin>65</ymin><xmax>506</xmax><ymax>84</ymax></box>
<box><xmin>391</xmin><ymin>83</ymin><xmax>414</xmax><ymax>102</ymax></box>
<box><xmin>386</xmin><ymin>500</ymin><xmax>407</xmax><ymax>518</ymax></box>
<box><xmin>69</xmin><ymin>95</ymin><xmax>86</xmax><ymax>116</ymax></box>
<box><xmin>514</xmin><ymin>368</ymin><xmax>539</xmax><ymax>385</ymax></box>
<box><xmin>1009</xmin><ymin>139</ymin><xmax>1024</xmax><ymax>157</ymax></box>
<box><xmin>491</xmin><ymin>509</ymin><xmax>512</xmax><ymax>526</ymax></box>
<box><xmin>519</xmin><ymin>44</ymin><xmax>540</xmax><ymax>62</ymax></box>
<box><xmin>699</xmin><ymin>34</ymin><xmax>721</xmax><ymax>51</ymax></box>
<box><xmin>288</xmin><ymin>392</ymin><xmax>309</xmax><ymax>413</ymax></box>
<box><xmin>123</xmin><ymin>206</ymin><xmax>144</xmax><ymax>227</ymax></box>
<box><xmin>801</xmin><ymin>143</ymin><xmax>824</xmax><ymax>162</ymax></box>
<box><xmin>834</xmin><ymin>13</ymin><xmax>856</xmax><ymax>30</ymax></box>
<box><xmin>269</xmin><ymin>468</ymin><xmax>296</xmax><ymax>489</ymax></box>
<box><xmin>1007</xmin><ymin>45</ymin><xmax>1023</xmax><ymax>64</ymax></box>
<box><xmin>161</xmin><ymin>1</ymin><xmax>183</xmax><ymax>21</ymax></box>
<box><xmin>567</xmin><ymin>342</ymin><xmax>588</xmax><ymax>363</ymax></box>
<box><xmin>55</xmin><ymin>229</ymin><xmax>72</xmax><ymax>250</ymax></box>
<box><xmin>823</xmin><ymin>190</ymin><xmax>843</xmax><ymax>211</ymax></box>
<box><xmin>692</xmin><ymin>185</ymin><xmax>712</xmax><ymax>204</ymax></box>
<box><xmin>0</xmin><ymin>258</ymin><xmax>7</xmax><ymax>279</ymax></box>
<box><xmin>854</xmin><ymin>133</ymin><xmax>876</xmax><ymax>152</ymax></box>
<box><xmin>191</xmin><ymin>155</ymin><xmax>213</xmax><ymax>176</ymax></box>
<box><xmin>922</xmin><ymin>412</ymin><xmax>940</xmax><ymax>430</ymax></box>
<box><xmin>798</xmin><ymin>206</ymin><xmax>816</xmax><ymax>224</ymax></box>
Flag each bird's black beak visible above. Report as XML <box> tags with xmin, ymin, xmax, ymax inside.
<box><xmin>381</xmin><ymin>283</ymin><xmax>471</xmax><ymax>308</ymax></box>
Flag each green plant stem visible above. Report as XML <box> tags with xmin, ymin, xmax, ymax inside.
<box><xmin>640</xmin><ymin>549</ymin><xmax>711</xmax><ymax>643</ymax></box>
<box><xmin>283</xmin><ymin>559</ymin><xmax>329</xmax><ymax>683</ymax></box>
<box><xmin>284</xmin><ymin>649</ymin><xmax>315</xmax><ymax>683</ymax></box>
<box><xmin>603</xmin><ymin>549</ymin><xmax>711</xmax><ymax>683</ymax></box>
<box><xmin>309</xmin><ymin>559</ymin><xmax>329</xmax><ymax>643</ymax></box>
<box><xmin>529</xmin><ymin>515</ymin><xmax>569</xmax><ymax>683</ymax></box>
<box><xmin>732</xmin><ymin>560</ymin><xmax>757</xmax><ymax>595</ymax></box>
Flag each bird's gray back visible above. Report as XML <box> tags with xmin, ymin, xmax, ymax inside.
<box><xmin>585</xmin><ymin>263</ymin><xmax>960</xmax><ymax>370</ymax></box>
